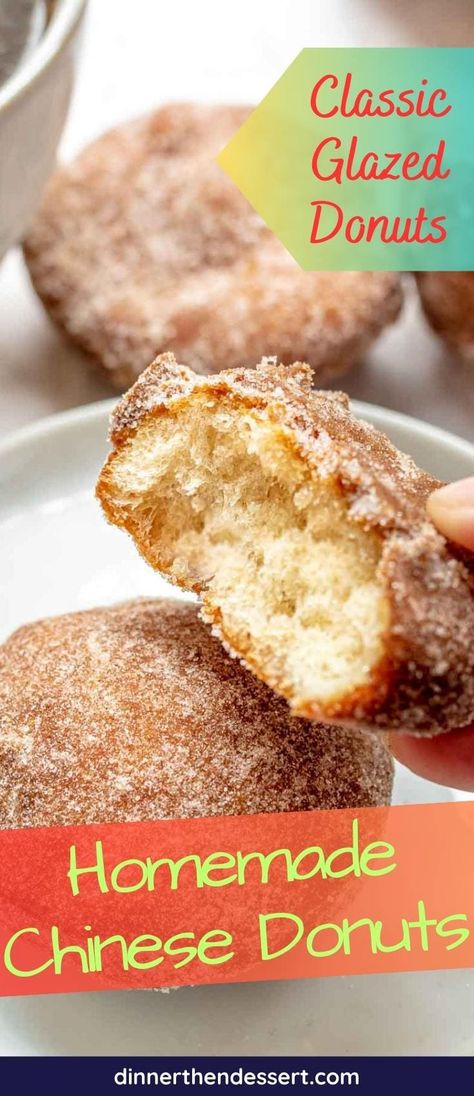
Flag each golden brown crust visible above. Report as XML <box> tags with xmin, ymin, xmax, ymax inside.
<box><xmin>0</xmin><ymin>599</ymin><xmax>393</xmax><ymax>828</ymax></box>
<box><xmin>416</xmin><ymin>272</ymin><xmax>474</xmax><ymax>363</ymax></box>
<box><xmin>98</xmin><ymin>354</ymin><xmax>474</xmax><ymax>736</ymax></box>
<box><xmin>24</xmin><ymin>102</ymin><xmax>402</xmax><ymax>389</ymax></box>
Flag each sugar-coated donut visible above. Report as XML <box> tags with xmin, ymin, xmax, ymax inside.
<box><xmin>416</xmin><ymin>272</ymin><xmax>474</xmax><ymax>363</ymax></box>
<box><xmin>23</xmin><ymin>103</ymin><xmax>402</xmax><ymax>390</ymax></box>
<box><xmin>97</xmin><ymin>354</ymin><xmax>474</xmax><ymax>736</ymax></box>
<box><xmin>0</xmin><ymin>599</ymin><xmax>393</xmax><ymax>828</ymax></box>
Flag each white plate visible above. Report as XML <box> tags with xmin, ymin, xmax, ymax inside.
<box><xmin>0</xmin><ymin>399</ymin><xmax>473</xmax><ymax>1056</ymax></box>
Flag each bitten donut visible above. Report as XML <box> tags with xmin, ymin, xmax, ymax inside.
<box><xmin>97</xmin><ymin>354</ymin><xmax>474</xmax><ymax>736</ymax></box>
<box><xmin>0</xmin><ymin>599</ymin><xmax>393</xmax><ymax>828</ymax></box>
<box><xmin>416</xmin><ymin>272</ymin><xmax>474</xmax><ymax>363</ymax></box>
<box><xmin>23</xmin><ymin>103</ymin><xmax>402</xmax><ymax>390</ymax></box>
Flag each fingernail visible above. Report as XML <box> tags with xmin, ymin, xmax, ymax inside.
<box><xmin>428</xmin><ymin>477</ymin><xmax>474</xmax><ymax>511</ymax></box>
<box><xmin>427</xmin><ymin>478</ymin><xmax>474</xmax><ymax>550</ymax></box>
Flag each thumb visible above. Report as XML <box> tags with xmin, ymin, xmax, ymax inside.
<box><xmin>427</xmin><ymin>476</ymin><xmax>474</xmax><ymax>551</ymax></box>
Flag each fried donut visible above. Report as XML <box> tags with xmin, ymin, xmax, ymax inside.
<box><xmin>97</xmin><ymin>354</ymin><xmax>474</xmax><ymax>736</ymax></box>
<box><xmin>0</xmin><ymin>599</ymin><xmax>393</xmax><ymax>828</ymax></box>
<box><xmin>23</xmin><ymin>103</ymin><xmax>402</xmax><ymax>390</ymax></box>
<box><xmin>416</xmin><ymin>272</ymin><xmax>474</xmax><ymax>363</ymax></box>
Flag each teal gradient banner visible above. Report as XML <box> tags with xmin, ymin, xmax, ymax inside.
<box><xmin>218</xmin><ymin>49</ymin><xmax>474</xmax><ymax>270</ymax></box>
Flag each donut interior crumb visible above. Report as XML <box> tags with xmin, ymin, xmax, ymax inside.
<box><xmin>109</xmin><ymin>396</ymin><xmax>390</xmax><ymax>713</ymax></box>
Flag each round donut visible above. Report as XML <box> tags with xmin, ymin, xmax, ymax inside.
<box><xmin>416</xmin><ymin>272</ymin><xmax>474</xmax><ymax>363</ymax></box>
<box><xmin>23</xmin><ymin>103</ymin><xmax>402</xmax><ymax>390</ymax></box>
<box><xmin>0</xmin><ymin>599</ymin><xmax>393</xmax><ymax>828</ymax></box>
<box><xmin>97</xmin><ymin>354</ymin><xmax>474</xmax><ymax>737</ymax></box>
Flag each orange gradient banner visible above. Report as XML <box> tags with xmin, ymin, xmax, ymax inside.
<box><xmin>0</xmin><ymin>801</ymin><xmax>473</xmax><ymax>996</ymax></box>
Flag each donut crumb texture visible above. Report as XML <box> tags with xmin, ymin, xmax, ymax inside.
<box><xmin>98</xmin><ymin>354</ymin><xmax>474</xmax><ymax>735</ymax></box>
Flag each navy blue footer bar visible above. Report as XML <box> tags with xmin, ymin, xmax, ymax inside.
<box><xmin>0</xmin><ymin>1057</ymin><xmax>472</xmax><ymax>1093</ymax></box>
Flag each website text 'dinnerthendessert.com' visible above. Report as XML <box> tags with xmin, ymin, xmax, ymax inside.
<box><xmin>0</xmin><ymin>0</ymin><xmax>473</xmax><ymax>1083</ymax></box>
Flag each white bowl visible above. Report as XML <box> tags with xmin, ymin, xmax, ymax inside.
<box><xmin>0</xmin><ymin>0</ymin><xmax>87</xmax><ymax>260</ymax></box>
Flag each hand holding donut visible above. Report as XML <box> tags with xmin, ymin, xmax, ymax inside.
<box><xmin>392</xmin><ymin>478</ymin><xmax>474</xmax><ymax>791</ymax></box>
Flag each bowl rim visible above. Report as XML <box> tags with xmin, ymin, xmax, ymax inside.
<box><xmin>0</xmin><ymin>396</ymin><xmax>472</xmax><ymax>467</ymax></box>
<box><xmin>0</xmin><ymin>0</ymin><xmax>87</xmax><ymax>114</ymax></box>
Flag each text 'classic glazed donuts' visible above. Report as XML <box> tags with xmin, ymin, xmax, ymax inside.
<box><xmin>97</xmin><ymin>354</ymin><xmax>474</xmax><ymax>737</ymax></box>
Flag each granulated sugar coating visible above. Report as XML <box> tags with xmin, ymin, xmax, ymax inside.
<box><xmin>98</xmin><ymin>355</ymin><xmax>474</xmax><ymax>736</ymax></box>
<box><xmin>23</xmin><ymin>103</ymin><xmax>402</xmax><ymax>389</ymax></box>
<box><xmin>0</xmin><ymin>599</ymin><xmax>393</xmax><ymax>828</ymax></box>
<box><xmin>416</xmin><ymin>272</ymin><xmax>474</xmax><ymax>364</ymax></box>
